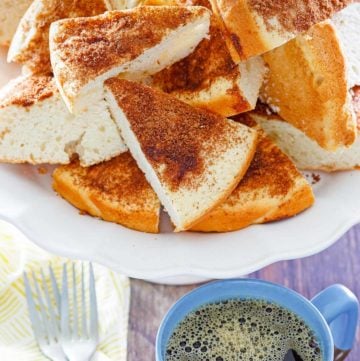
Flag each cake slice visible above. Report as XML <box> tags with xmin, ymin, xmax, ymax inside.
<box><xmin>147</xmin><ymin>0</ymin><xmax>265</xmax><ymax>117</ymax></box>
<box><xmin>105</xmin><ymin>78</ymin><xmax>258</xmax><ymax>231</ymax></box>
<box><xmin>0</xmin><ymin>74</ymin><xmax>126</xmax><ymax>166</ymax></box>
<box><xmin>49</xmin><ymin>6</ymin><xmax>211</xmax><ymax>113</ymax></box>
<box><xmin>260</xmin><ymin>9</ymin><xmax>360</xmax><ymax>151</ymax></box>
<box><xmin>0</xmin><ymin>0</ymin><xmax>32</xmax><ymax>46</ymax></box>
<box><xmin>192</xmin><ymin>117</ymin><xmax>314</xmax><ymax>232</ymax></box>
<box><xmin>53</xmin><ymin>153</ymin><xmax>161</xmax><ymax>233</ymax></box>
<box><xmin>8</xmin><ymin>0</ymin><xmax>114</xmax><ymax>74</ymax></box>
<box><xmin>252</xmin><ymin>107</ymin><xmax>360</xmax><ymax>172</ymax></box>
<box><xmin>212</xmin><ymin>0</ymin><xmax>351</xmax><ymax>60</ymax></box>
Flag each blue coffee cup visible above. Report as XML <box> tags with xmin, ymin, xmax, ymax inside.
<box><xmin>156</xmin><ymin>279</ymin><xmax>359</xmax><ymax>361</ymax></box>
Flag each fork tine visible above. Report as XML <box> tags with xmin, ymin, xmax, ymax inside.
<box><xmin>72</xmin><ymin>263</ymin><xmax>79</xmax><ymax>339</ymax></box>
<box><xmin>61</xmin><ymin>264</ymin><xmax>70</xmax><ymax>340</ymax></box>
<box><xmin>24</xmin><ymin>272</ymin><xmax>44</xmax><ymax>342</ymax></box>
<box><xmin>32</xmin><ymin>270</ymin><xmax>53</xmax><ymax>343</ymax></box>
<box><xmin>89</xmin><ymin>263</ymin><xmax>98</xmax><ymax>340</ymax></box>
<box><xmin>49</xmin><ymin>264</ymin><xmax>61</xmax><ymax>316</ymax></box>
<box><xmin>40</xmin><ymin>268</ymin><xmax>60</xmax><ymax>340</ymax></box>
<box><xmin>81</xmin><ymin>263</ymin><xmax>87</xmax><ymax>338</ymax></box>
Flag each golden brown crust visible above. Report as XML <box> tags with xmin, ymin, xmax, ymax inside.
<box><xmin>261</xmin><ymin>22</ymin><xmax>356</xmax><ymax>151</ymax></box>
<box><xmin>53</xmin><ymin>153</ymin><xmax>160</xmax><ymax>233</ymax></box>
<box><xmin>11</xmin><ymin>0</ymin><xmax>110</xmax><ymax>73</ymax></box>
<box><xmin>106</xmin><ymin>78</ymin><xmax>255</xmax><ymax>192</ymax></box>
<box><xmin>169</xmin><ymin>83</ymin><xmax>252</xmax><ymax>117</ymax></box>
<box><xmin>212</xmin><ymin>0</ymin><xmax>266</xmax><ymax>59</ymax></box>
<box><xmin>191</xmin><ymin>125</ymin><xmax>314</xmax><ymax>232</ymax></box>
<box><xmin>213</xmin><ymin>0</ymin><xmax>351</xmax><ymax>60</ymax></box>
<box><xmin>0</xmin><ymin>74</ymin><xmax>56</xmax><ymax>108</ymax></box>
<box><xmin>183</xmin><ymin>134</ymin><xmax>257</xmax><ymax>231</ymax></box>
<box><xmin>51</xmin><ymin>6</ymin><xmax>209</xmax><ymax>95</ymax></box>
<box><xmin>262</xmin><ymin>182</ymin><xmax>315</xmax><ymax>224</ymax></box>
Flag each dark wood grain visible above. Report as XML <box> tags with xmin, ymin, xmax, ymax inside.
<box><xmin>128</xmin><ymin>224</ymin><xmax>360</xmax><ymax>361</ymax></box>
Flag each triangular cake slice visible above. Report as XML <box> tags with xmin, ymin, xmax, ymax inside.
<box><xmin>49</xmin><ymin>6</ymin><xmax>211</xmax><ymax>113</ymax></box>
<box><xmin>53</xmin><ymin>152</ymin><xmax>161</xmax><ymax>233</ymax></box>
<box><xmin>192</xmin><ymin>116</ymin><xmax>315</xmax><ymax>232</ymax></box>
<box><xmin>252</xmin><ymin>106</ymin><xmax>360</xmax><ymax>172</ymax></box>
<box><xmin>8</xmin><ymin>0</ymin><xmax>114</xmax><ymax>73</ymax></box>
<box><xmin>105</xmin><ymin>78</ymin><xmax>258</xmax><ymax>232</ymax></box>
<box><xmin>0</xmin><ymin>74</ymin><xmax>126</xmax><ymax>166</ymax></box>
<box><xmin>261</xmin><ymin>7</ymin><xmax>360</xmax><ymax>151</ymax></box>
<box><xmin>148</xmin><ymin>0</ymin><xmax>265</xmax><ymax>117</ymax></box>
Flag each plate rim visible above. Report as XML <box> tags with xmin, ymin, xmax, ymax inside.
<box><xmin>1</xmin><ymin>210</ymin><xmax>358</xmax><ymax>280</ymax></box>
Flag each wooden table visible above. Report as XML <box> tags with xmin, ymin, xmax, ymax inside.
<box><xmin>128</xmin><ymin>224</ymin><xmax>360</xmax><ymax>361</ymax></box>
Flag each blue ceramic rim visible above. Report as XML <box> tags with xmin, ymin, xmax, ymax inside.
<box><xmin>156</xmin><ymin>279</ymin><xmax>334</xmax><ymax>361</ymax></box>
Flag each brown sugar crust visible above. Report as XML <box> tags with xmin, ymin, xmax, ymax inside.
<box><xmin>53</xmin><ymin>153</ymin><xmax>160</xmax><ymax>233</ymax></box>
<box><xmin>12</xmin><ymin>0</ymin><xmax>109</xmax><ymax>73</ymax></box>
<box><xmin>191</xmin><ymin>124</ymin><xmax>314</xmax><ymax>232</ymax></box>
<box><xmin>0</xmin><ymin>74</ymin><xmax>56</xmax><ymax>108</ymax></box>
<box><xmin>261</xmin><ymin>22</ymin><xmax>356</xmax><ymax>151</ymax></box>
<box><xmin>106</xmin><ymin>78</ymin><xmax>239</xmax><ymax>191</ymax></box>
<box><xmin>249</xmin><ymin>0</ymin><xmax>351</xmax><ymax>33</ymax></box>
<box><xmin>51</xmin><ymin>6</ymin><xmax>208</xmax><ymax>92</ymax></box>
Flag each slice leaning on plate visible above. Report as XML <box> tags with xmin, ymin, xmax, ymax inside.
<box><xmin>104</xmin><ymin>78</ymin><xmax>258</xmax><ymax>232</ymax></box>
<box><xmin>53</xmin><ymin>152</ymin><xmax>161</xmax><ymax>234</ymax></box>
<box><xmin>260</xmin><ymin>3</ymin><xmax>360</xmax><ymax>151</ymax></box>
<box><xmin>191</xmin><ymin>116</ymin><xmax>314</xmax><ymax>232</ymax></box>
<box><xmin>252</xmin><ymin>106</ymin><xmax>360</xmax><ymax>172</ymax></box>
<box><xmin>212</xmin><ymin>0</ymin><xmax>351</xmax><ymax>60</ymax></box>
<box><xmin>0</xmin><ymin>74</ymin><xmax>126</xmax><ymax>166</ymax></box>
<box><xmin>8</xmin><ymin>0</ymin><xmax>115</xmax><ymax>74</ymax></box>
<box><xmin>147</xmin><ymin>0</ymin><xmax>266</xmax><ymax>117</ymax></box>
<box><xmin>49</xmin><ymin>6</ymin><xmax>211</xmax><ymax>113</ymax></box>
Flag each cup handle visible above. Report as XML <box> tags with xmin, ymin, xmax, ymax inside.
<box><xmin>311</xmin><ymin>284</ymin><xmax>359</xmax><ymax>357</ymax></box>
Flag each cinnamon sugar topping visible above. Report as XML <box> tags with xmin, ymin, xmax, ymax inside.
<box><xmin>52</xmin><ymin>7</ymin><xmax>208</xmax><ymax>87</ymax></box>
<box><xmin>249</xmin><ymin>0</ymin><xmax>351</xmax><ymax>33</ymax></box>
<box><xmin>238</xmin><ymin>129</ymin><xmax>296</xmax><ymax>197</ymax></box>
<box><xmin>67</xmin><ymin>153</ymin><xmax>155</xmax><ymax>206</ymax></box>
<box><xmin>0</xmin><ymin>74</ymin><xmax>56</xmax><ymax>108</ymax></box>
<box><xmin>14</xmin><ymin>0</ymin><xmax>109</xmax><ymax>73</ymax></box>
<box><xmin>106</xmin><ymin>78</ymin><xmax>245</xmax><ymax>191</ymax></box>
<box><xmin>152</xmin><ymin>0</ymin><xmax>239</xmax><ymax>93</ymax></box>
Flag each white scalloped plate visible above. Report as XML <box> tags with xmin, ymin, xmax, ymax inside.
<box><xmin>1</xmin><ymin>49</ymin><xmax>359</xmax><ymax>285</ymax></box>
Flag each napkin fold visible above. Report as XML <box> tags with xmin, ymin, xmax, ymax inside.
<box><xmin>0</xmin><ymin>220</ymin><xmax>130</xmax><ymax>361</ymax></box>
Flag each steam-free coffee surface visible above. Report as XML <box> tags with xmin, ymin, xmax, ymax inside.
<box><xmin>165</xmin><ymin>299</ymin><xmax>322</xmax><ymax>361</ymax></box>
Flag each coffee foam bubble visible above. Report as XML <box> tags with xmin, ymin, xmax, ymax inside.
<box><xmin>165</xmin><ymin>299</ymin><xmax>322</xmax><ymax>361</ymax></box>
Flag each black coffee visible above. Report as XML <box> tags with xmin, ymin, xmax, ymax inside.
<box><xmin>165</xmin><ymin>299</ymin><xmax>323</xmax><ymax>361</ymax></box>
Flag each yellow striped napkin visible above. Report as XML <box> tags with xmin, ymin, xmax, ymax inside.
<box><xmin>0</xmin><ymin>220</ymin><xmax>130</xmax><ymax>361</ymax></box>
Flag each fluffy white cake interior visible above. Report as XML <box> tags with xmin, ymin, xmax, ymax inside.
<box><xmin>256</xmin><ymin>115</ymin><xmax>360</xmax><ymax>171</ymax></box>
<box><xmin>0</xmin><ymin>80</ymin><xmax>126</xmax><ymax>166</ymax></box>
<box><xmin>105</xmin><ymin>87</ymin><xmax>256</xmax><ymax>231</ymax></box>
<box><xmin>238</xmin><ymin>56</ymin><xmax>267</xmax><ymax>108</ymax></box>
<box><xmin>331</xmin><ymin>2</ymin><xmax>360</xmax><ymax>89</ymax></box>
<box><xmin>51</xmin><ymin>14</ymin><xmax>210</xmax><ymax>113</ymax></box>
